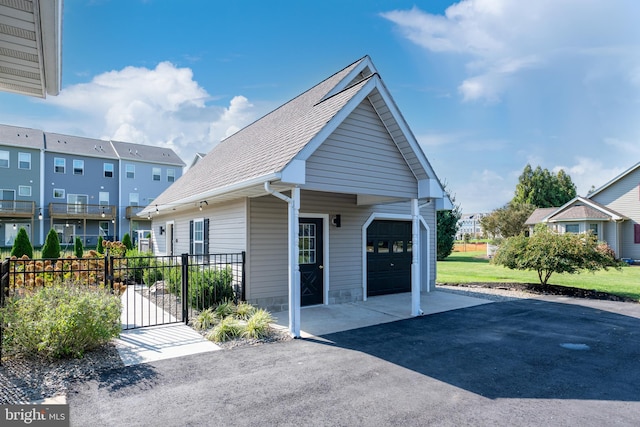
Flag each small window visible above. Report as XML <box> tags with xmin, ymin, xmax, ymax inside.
<box><xmin>377</xmin><ymin>241</ymin><xmax>389</xmax><ymax>254</ymax></box>
<box><xmin>18</xmin><ymin>185</ymin><xmax>31</xmax><ymax>197</ymax></box>
<box><xmin>53</xmin><ymin>188</ymin><xmax>65</xmax><ymax>199</ymax></box>
<box><xmin>99</xmin><ymin>191</ymin><xmax>109</xmax><ymax>206</ymax></box>
<box><xmin>104</xmin><ymin>163</ymin><xmax>114</xmax><ymax>178</ymax></box>
<box><xmin>565</xmin><ymin>224</ymin><xmax>579</xmax><ymax>233</ymax></box>
<box><xmin>54</xmin><ymin>157</ymin><xmax>65</xmax><ymax>173</ymax></box>
<box><xmin>126</xmin><ymin>164</ymin><xmax>135</xmax><ymax>179</ymax></box>
<box><xmin>0</xmin><ymin>150</ymin><xmax>8</xmax><ymax>168</ymax></box>
<box><xmin>193</xmin><ymin>219</ymin><xmax>204</xmax><ymax>255</ymax></box>
<box><xmin>152</xmin><ymin>167</ymin><xmax>161</xmax><ymax>181</ymax></box>
<box><xmin>393</xmin><ymin>240</ymin><xmax>404</xmax><ymax>253</ymax></box>
<box><xmin>18</xmin><ymin>152</ymin><xmax>31</xmax><ymax>169</ymax></box>
<box><xmin>129</xmin><ymin>193</ymin><xmax>139</xmax><ymax>206</ymax></box>
<box><xmin>73</xmin><ymin>159</ymin><xmax>84</xmax><ymax>175</ymax></box>
<box><xmin>589</xmin><ymin>224</ymin><xmax>598</xmax><ymax>235</ymax></box>
<box><xmin>167</xmin><ymin>168</ymin><xmax>175</xmax><ymax>182</ymax></box>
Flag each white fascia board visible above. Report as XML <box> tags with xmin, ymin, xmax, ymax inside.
<box><xmin>140</xmin><ymin>172</ymin><xmax>280</xmax><ymax>215</ymax></box>
<box><xmin>435</xmin><ymin>196</ymin><xmax>454</xmax><ymax>211</ymax></box>
<box><xmin>418</xmin><ymin>178</ymin><xmax>445</xmax><ymax>199</ymax></box>
<box><xmin>588</xmin><ymin>162</ymin><xmax>640</xmax><ymax>198</ymax></box>
<box><xmin>321</xmin><ymin>56</ymin><xmax>378</xmax><ymax>101</ymax></box>
<box><xmin>38</xmin><ymin>0</ymin><xmax>63</xmax><ymax>96</ymax></box>
<box><xmin>280</xmin><ymin>159</ymin><xmax>306</xmax><ymax>184</ymax></box>
<box><xmin>554</xmin><ymin>196</ymin><xmax>624</xmax><ymax>221</ymax></box>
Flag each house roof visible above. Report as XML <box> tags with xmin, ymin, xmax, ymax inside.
<box><xmin>111</xmin><ymin>140</ymin><xmax>186</xmax><ymax>167</ymax></box>
<box><xmin>0</xmin><ymin>123</ymin><xmax>43</xmax><ymax>149</ymax></box>
<box><xmin>587</xmin><ymin>161</ymin><xmax>640</xmax><ymax>199</ymax></box>
<box><xmin>44</xmin><ymin>132</ymin><xmax>119</xmax><ymax>159</ymax></box>
<box><xmin>0</xmin><ymin>0</ymin><xmax>63</xmax><ymax>98</ymax></box>
<box><xmin>526</xmin><ymin>196</ymin><xmax>627</xmax><ymax>225</ymax></box>
<box><xmin>524</xmin><ymin>207</ymin><xmax>557</xmax><ymax>225</ymax></box>
<box><xmin>147</xmin><ymin>56</ymin><xmax>445</xmax><ymax>214</ymax></box>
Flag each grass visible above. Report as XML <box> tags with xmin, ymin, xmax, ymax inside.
<box><xmin>438</xmin><ymin>250</ymin><xmax>640</xmax><ymax>301</ymax></box>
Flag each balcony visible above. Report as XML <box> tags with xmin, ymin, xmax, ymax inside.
<box><xmin>0</xmin><ymin>200</ymin><xmax>35</xmax><ymax>218</ymax></box>
<box><xmin>48</xmin><ymin>203</ymin><xmax>116</xmax><ymax>220</ymax></box>
<box><xmin>125</xmin><ymin>206</ymin><xmax>146</xmax><ymax>219</ymax></box>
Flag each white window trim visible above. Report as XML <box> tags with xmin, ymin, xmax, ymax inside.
<box><xmin>152</xmin><ymin>167</ymin><xmax>161</xmax><ymax>181</ymax></box>
<box><xmin>18</xmin><ymin>185</ymin><xmax>31</xmax><ymax>197</ymax></box>
<box><xmin>192</xmin><ymin>218</ymin><xmax>205</xmax><ymax>255</ymax></box>
<box><xmin>54</xmin><ymin>157</ymin><xmax>65</xmax><ymax>174</ymax></box>
<box><xmin>18</xmin><ymin>152</ymin><xmax>31</xmax><ymax>170</ymax></box>
<box><xmin>0</xmin><ymin>150</ymin><xmax>9</xmax><ymax>168</ymax></box>
<box><xmin>53</xmin><ymin>188</ymin><xmax>65</xmax><ymax>199</ymax></box>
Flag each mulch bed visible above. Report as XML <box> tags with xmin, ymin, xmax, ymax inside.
<box><xmin>439</xmin><ymin>282</ymin><xmax>638</xmax><ymax>303</ymax></box>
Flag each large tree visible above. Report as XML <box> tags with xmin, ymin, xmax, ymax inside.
<box><xmin>512</xmin><ymin>164</ymin><xmax>577</xmax><ymax>208</ymax></box>
<box><xmin>492</xmin><ymin>225</ymin><xmax>621</xmax><ymax>286</ymax></box>
<box><xmin>480</xmin><ymin>202</ymin><xmax>536</xmax><ymax>239</ymax></box>
<box><xmin>437</xmin><ymin>184</ymin><xmax>461</xmax><ymax>260</ymax></box>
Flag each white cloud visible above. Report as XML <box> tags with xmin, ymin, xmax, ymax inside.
<box><xmin>49</xmin><ymin>62</ymin><xmax>257</xmax><ymax>162</ymax></box>
<box><xmin>554</xmin><ymin>157</ymin><xmax>627</xmax><ymax>196</ymax></box>
<box><xmin>382</xmin><ymin>0</ymin><xmax>640</xmax><ymax>103</ymax></box>
<box><xmin>455</xmin><ymin>169</ymin><xmax>512</xmax><ymax>212</ymax></box>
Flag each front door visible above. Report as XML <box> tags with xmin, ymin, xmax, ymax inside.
<box><xmin>299</xmin><ymin>218</ymin><xmax>324</xmax><ymax>306</ymax></box>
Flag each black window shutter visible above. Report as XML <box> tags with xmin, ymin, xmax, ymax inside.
<box><xmin>204</xmin><ymin>218</ymin><xmax>210</xmax><ymax>264</ymax></box>
<box><xmin>189</xmin><ymin>220</ymin><xmax>194</xmax><ymax>254</ymax></box>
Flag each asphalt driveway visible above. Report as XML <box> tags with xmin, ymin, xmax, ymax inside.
<box><xmin>67</xmin><ymin>296</ymin><xmax>640</xmax><ymax>426</ymax></box>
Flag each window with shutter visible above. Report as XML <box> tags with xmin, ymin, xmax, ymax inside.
<box><xmin>635</xmin><ymin>223</ymin><xmax>640</xmax><ymax>244</ymax></box>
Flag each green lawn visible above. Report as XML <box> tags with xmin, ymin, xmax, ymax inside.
<box><xmin>437</xmin><ymin>251</ymin><xmax>640</xmax><ymax>301</ymax></box>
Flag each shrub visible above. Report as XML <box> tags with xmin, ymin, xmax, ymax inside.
<box><xmin>234</xmin><ymin>302</ymin><xmax>256</xmax><ymax>320</ymax></box>
<box><xmin>214</xmin><ymin>301</ymin><xmax>234</xmax><ymax>318</ymax></box>
<box><xmin>1</xmin><ymin>284</ymin><xmax>122</xmax><ymax>359</ymax></box>
<box><xmin>143</xmin><ymin>259</ymin><xmax>164</xmax><ymax>287</ymax></box>
<box><xmin>41</xmin><ymin>228</ymin><xmax>61</xmax><ymax>259</ymax></box>
<box><xmin>125</xmin><ymin>250</ymin><xmax>152</xmax><ymax>284</ymax></box>
<box><xmin>10</xmin><ymin>227</ymin><xmax>33</xmax><ymax>259</ymax></box>
<box><xmin>189</xmin><ymin>267</ymin><xmax>234</xmax><ymax>310</ymax></box>
<box><xmin>205</xmin><ymin>315</ymin><xmax>242</xmax><ymax>342</ymax></box>
<box><xmin>242</xmin><ymin>309</ymin><xmax>274</xmax><ymax>339</ymax></box>
<box><xmin>96</xmin><ymin>236</ymin><xmax>104</xmax><ymax>254</ymax></box>
<box><xmin>74</xmin><ymin>237</ymin><xmax>84</xmax><ymax>258</ymax></box>
<box><xmin>122</xmin><ymin>233</ymin><xmax>133</xmax><ymax>251</ymax></box>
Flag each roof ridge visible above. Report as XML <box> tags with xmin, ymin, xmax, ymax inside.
<box><xmin>314</xmin><ymin>73</ymin><xmax>376</xmax><ymax>107</ymax></box>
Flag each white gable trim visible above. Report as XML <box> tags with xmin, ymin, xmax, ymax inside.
<box><xmin>321</xmin><ymin>56</ymin><xmax>378</xmax><ymax>101</ymax></box>
<box><xmin>546</xmin><ymin>196</ymin><xmax>625</xmax><ymax>222</ymax></box>
<box><xmin>587</xmin><ymin>161</ymin><xmax>640</xmax><ymax>198</ymax></box>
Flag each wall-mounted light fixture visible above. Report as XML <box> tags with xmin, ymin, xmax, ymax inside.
<box><xmin>331</xmin><ymin>214</ymin><xmax>341</xmax><ymax>228</ymax></box>
<box><xmin>199</xmin><ymin>200</ymin><xmax>209</xmax><ymax>211</ymax></box>
<box><xmin>159</xmin><ymin>226</ymin><xmax>165</xmax><ymax>235</ymax></box>
<box><xmin>155</xmin><ymin>205</ymin><xmax>159</xmax><ymax>214</ymax></box>
<box><xmin>13</xmin><ymin>223</ymin><xmax>17</xmax><ymax>230</ymax></box>
<box><xmin>101</xmin><ymin>207</ymin><xmax>106</xmax><ymax>218</ymax></box>
<box><xmin>38</xmin><ymin>208</ymin><xmax>43</xmax><ymax>221</ymax></box>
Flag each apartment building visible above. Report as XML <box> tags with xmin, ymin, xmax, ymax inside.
<box><xmin>0</xmin><ymin>124</ymin><xmax>185</xmax><ymax>249</ymax></box>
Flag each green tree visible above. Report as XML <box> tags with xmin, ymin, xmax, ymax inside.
<box><xmin>480</xmin><ymin>203</ymin><xmax>536</xmax><ymax>239</ymax></box>
<box><xmin>10</xmin><ymin>227</ymin><xmax>33</xmax><ymax>259</ymax></box>
<box><xmin>437</xmin><ymin>185</ymin><xmax>461</xmax><ymax>260</ymax></box>
<box><xmin>122</xmin><ymin>233</ymin><xmax>133</xmax><ymax>251</ymax></box>
<box><xmin>492</xmin><ymin>225</ymin><xmax>621</xmax><ymax>286</ymax></box>
<box><xmin>42</xmin><ymin>228</ymin><xmax>61</xmax><ymax>259</ymax></box>
<box><xmin>74</xmin><ymin>236</ymin><xmax>84</xmax><ymax>258</ymax></box>
<box><xmin>96</xmin><ymin>235</ymin><xmax>104</xmax><ymax>254</ymax></box>
<box><xmin>512</xmin><ymin>164</ymin><xmax>576</xmax><ymax>208</ymax></box>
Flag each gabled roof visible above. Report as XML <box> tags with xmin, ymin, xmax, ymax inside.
<box><xmin>0</xmin><ymin>0</ymin><xmax>63</xmax><ymax>98</ymax></box>
<box><xmin>44</xmin><ymin>132</ymin><xmax>119</xmax><ymax>159</ymax></box>
<box><xmin>527</xmin><ymin>196</ymin><xmax>627</xmax><ymax>225</ymax></box>
<box><xmin>111</xmin><ymin>140</ymin><xmax>186</xmax><ymax>167</ymax></box>
<box><xmin>148</xmin><ymin>56</ymin><xmax>445</xmax><ymax>214</ymax></box>
<box><xmin>587</xmin><ymin>161</ymin><xmax>640</xmax><ymax>198</ymax></box>
<box><xmin>0</xmin><ymin>123</ymin><xmax>43</xmax><ymax>149</ymax></box>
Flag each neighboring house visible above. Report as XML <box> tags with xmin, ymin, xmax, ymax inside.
<box><xmin>143</xmin><ymin>56</ymin><xmax>450</xmax><ymax>336</ymax></box>
<box><xmin>526</xmin><ymin>190</ymin><xmax>633</xmax><ymax>259</ymax></box>
<box><xmin>0</xmin><ymin>124</ymin><xmax>185</xmax><ymax>248</ymax></box>
<box><xmin>456</xmin><ymin>213</ymin><xmax>488</xmax><ymax>240</ymax></box>
<box><xmin>111</xmin><ymin>140</ymin><xmax>185</xmax><ymax>242</ymax></box>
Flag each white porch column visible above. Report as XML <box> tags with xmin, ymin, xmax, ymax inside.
<box><xmin>288</xmin><ymin>187</ymin><xmax>301</xmax><ymax>337</ymax></box>
<box><xmin>411</xmin><ymin>198</ymin><xmax>423</xmax><ymax>316</ymax></box>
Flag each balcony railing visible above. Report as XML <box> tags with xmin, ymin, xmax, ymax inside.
<box><xmin>0</xmin><ymin>200</ymin><xmax>35</xmax><ymax>218</ymax></box>
<box><xmin>48</xmin><ymin>203</ymin><xmax>116</xmax><ymax>220</ymax></box>
<box><xmin>125</xmin><ymin>205</ymin><xmax>146</xmax><ymax>219</ymax></box>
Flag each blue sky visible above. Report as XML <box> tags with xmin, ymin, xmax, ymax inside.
<box><xmin>1</xmin><ymin>0</ymin><xmax>639</xmax><ymax>213</ymax></box>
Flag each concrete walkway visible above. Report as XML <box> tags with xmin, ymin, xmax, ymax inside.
<box><xmin>113</xmin><ymin>290</ymin><xmax>493</xmax><ymax>367</ymax></box>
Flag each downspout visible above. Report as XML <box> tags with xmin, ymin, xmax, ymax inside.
<box><xmin>411</xmin><ymin>199</ymin><xmax>423</xmax><ymax>316</ymax></box>
<box><xmin>264</xmin><ymin>182</ymin><xmax>301</xmax><ymax>338</ymax></box>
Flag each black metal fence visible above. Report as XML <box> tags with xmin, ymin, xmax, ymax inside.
<box><xmin>1</xmin><ymin>252</ymin><xmax>245</xmax><ymax>359</ymax></box>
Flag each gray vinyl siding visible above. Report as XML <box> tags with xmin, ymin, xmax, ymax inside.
<box><xmin>247</xmin><ymin>190</ymin><xmax>437</xmax><ymax>311</ymax></box>
<box><xmin>304</xmin><ymin>99</ymin><xmax>418</xmax><ymax>198</ymax></box>
<box><xmin>152</xmin><ymin>199</ymin><xmax>246</xmax><ymax>256</ymax></box>
<box><xmin>591</xmin><ymin>167</ymin><xmax>640</xmax><ymax>259</ymax></box>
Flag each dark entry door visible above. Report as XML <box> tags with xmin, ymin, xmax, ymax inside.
<box><xmin>299</xmin><ymin>218</ymin><xmax>324</xmax><ymax>306</ymax></box>
<box><xmin>367</xmin><ymin>220</ymin><xmax>412</xmax><ymax>297</ymax></box>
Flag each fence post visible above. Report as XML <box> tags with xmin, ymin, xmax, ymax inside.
<box><xmin>241</xmin><ymin>251</ymin><xmax>246</xmax><ymax>302</ymax></box>
<box><xmin>181</xmin><ymin>253</ymin><xmax>189</xmax><ymax>325</ymax></box>
<box><xmin>0</xmin><ymin>258</ymin><xmax>8</xmax><ymax>365</ymax></box>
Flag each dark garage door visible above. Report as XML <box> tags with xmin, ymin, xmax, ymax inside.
<box><xmin>367</xmin><ymin>220</ymin><xmax>412</xmax><ymax>297</ymax></box>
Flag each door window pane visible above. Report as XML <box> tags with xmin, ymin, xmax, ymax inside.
<box><xmin>377</xmin><ymin>241</ymin><xmax>389</xmax><ymax>254</ymax></box>
<box><xmin>299</xmin><ymin>223</ymin><xmax>316</xmax><ymax>264</ymax></box>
